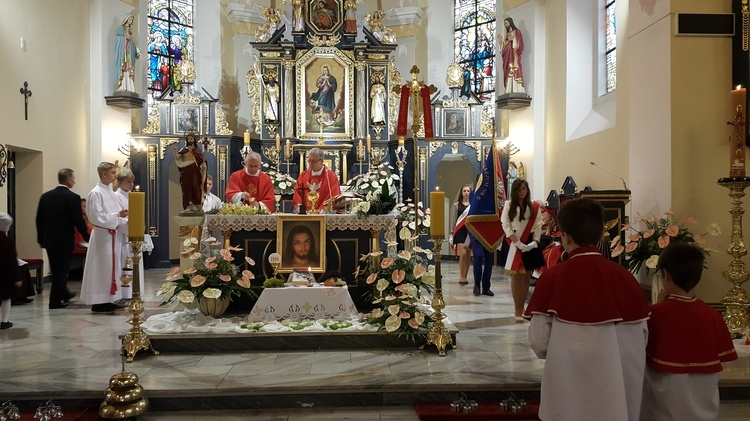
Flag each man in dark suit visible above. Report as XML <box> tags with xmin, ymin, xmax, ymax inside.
<box><xmin>36</xmin><ymin>168</ymin><xmax>90</xmax><ymax>309</ymax></box>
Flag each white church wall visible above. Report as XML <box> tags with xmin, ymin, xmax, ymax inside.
<box><xmin>0</xmin><ymin>0</ymin><xmax>92</xmax><ymax>258</ymax></box>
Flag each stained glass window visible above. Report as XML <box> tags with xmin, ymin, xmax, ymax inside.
<box><xmin>454</xmin><ymin>0</ymin><xmax>496</xmax><ymax>104</ymax></box>
<box><xmin>146</xmin><ymin>0</ymin><xmax>194</xmax><ymax>110</ymax></box>
<box><xmin>605</xmin><ymin>0</ymin><xmax>616</xmax><ymax>93</ymax></box>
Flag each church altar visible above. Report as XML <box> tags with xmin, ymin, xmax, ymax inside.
<box><xmin>204</xmin><ymin>213</ymin><xmax>396</xmax><ymax>288</ymax></box>
<box><xmin>247</xmin><ymin>285</ymin><xmax>358</xmax><ymax>322</ymax></box>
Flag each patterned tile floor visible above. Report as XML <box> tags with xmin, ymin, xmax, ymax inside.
<box><xmin>0</xmin><ymin>261</ymin><xmax>748</xmax><ymax>419</ymax></box>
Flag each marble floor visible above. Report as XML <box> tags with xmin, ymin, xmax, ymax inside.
<box><xmin>0</xmin><ymin>261</ymin><xmax>748</xmax><ymax>420</ymax></box>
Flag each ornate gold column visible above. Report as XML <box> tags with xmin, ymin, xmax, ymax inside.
<box><xmin>718</xmin><ymin>178</ymin><xmax>750</xmax><ymax>337</ymax></box>
<box><xmin>283</xmin><ymin>59</ymin><xmax>295</xmax><ymax>138</ymax></box>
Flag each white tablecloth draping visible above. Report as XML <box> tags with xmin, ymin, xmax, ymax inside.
<box><xmin>247</xmin><ymin>285</ymin><xmax>359</xmax><ymax>322</ymax></box>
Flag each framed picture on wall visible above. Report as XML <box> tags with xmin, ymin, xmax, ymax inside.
<box><xmin>276</xmin><ymin>215</ymin><xmax>326</xmax><ymax>273</ymax></box>
<box><xmin>175</xmin><ymin>105</ymin><xmax>201</xmax><ymax>133</ymax></box>
<box><xmin>443</xmin><ymin>109</ymin><xmax>467</xmax><ymax>137</ymax></box>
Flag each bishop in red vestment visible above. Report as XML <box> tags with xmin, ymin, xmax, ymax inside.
<box><xmin>225</xmin><ymin>152</ymin><xmax>275</xmax><ymax>212</ymax></box>
<box><xmin>292</xmin><ymin>148</ymin><xmax>341</xmax><ymax>211</ymax></box>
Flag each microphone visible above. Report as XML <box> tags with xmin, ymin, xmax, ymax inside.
<box><xmin>590</xmin><ymin>162</ymin><xmax>628</xmax><ymax>190</ymax></box>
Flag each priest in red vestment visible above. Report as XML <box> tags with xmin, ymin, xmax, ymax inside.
<box><xmin>292</xmin><ymin>147</ymin><xmax>341</xmax><ymax>212</ymax></box>
<box><xmin>225</xmin><ymin>151</ymin><xmax>275</xmax><ymax>212</ymax></box>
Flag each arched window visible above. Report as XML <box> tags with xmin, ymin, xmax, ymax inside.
<box><xmin>146</xmin><ymin>0</ymin><xmax>194</xmax><ymax>111</ymax></box>
<box><xmin>454</xmin><ymin>0</ymin><xmax>496</xmax><ymax>104</ymax></box>
<box><xmin>604</xmin><ymin>0</ymin><xmax>616</xmax><ymax>93</ymax></box>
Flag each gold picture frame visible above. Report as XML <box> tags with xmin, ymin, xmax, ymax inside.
<box><xmin>276</xmin><ymin>215</ymin><xmax>327</xmax><ymax>273</ymax></box>
<box><xmin>296</xmin><ymin>46</ymin><xmax>354</xmax><ymax>141</ymax></box>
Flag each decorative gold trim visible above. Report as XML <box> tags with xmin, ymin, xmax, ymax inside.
<box><xmin>369</xmin><ymin>54</ymin><xmax>387</xmax><ymax>60</ymax></box>
<box><xmin>159</xmin><ymin>138</ymin><xmax>180</xmax><ymax>160</ymax></box>
<box><xmin>147</xmin><ymin>144</ymin><xmax>158</xmax><ymax>237</ymax></box>
<box><xmin>263</xmin><ymin>52</ymin><xmax>282</xmax><ymax>57</ymax></box>
<box><xmin>331</xmin><ymin>238</ymin><xmax>358</xmax><ymax>283</ymax></box>
<box><xmin>480</xmin><ymin>107</ymin><xmax>494</xmax><ymax>137</ymax></box>
<box><xmin>214</xmin><ymin>103</ymin><xmax>232</xmax><ymax>135</ymax></box>
<box><xmin>172</xmin><ymin>90</ymin><xmax>201</xmax><ymax>105</ymax></box>
<box><xmin>388</xmin><ymin>58</ymin><xmax>402</xmax><ymax>136</ymax></box>
<box><xmin>295</xmin><ymin>46</ymin><xmax>355</xmax><ymax>141</ymax></box>
<box><xmin>465</xmin><ymin>141</ymin><xmax>482</xmax><ymax>161</ymax></box>
<box><xmin>248</xmin><ymin>57</ymin><xmax>263</xmax><ymax>135</ymax></box>
<box><xmin>428</xmin><ymin>141</ymin><xmax>445</xmax><ymax>157</ymax></box>
<box><xmin>275</xmin><ymin>215</ymin><xmax>327</xmax><ymax>273</ymax></box>
<box><xmin>307</xmin><ymin>33</ymin><xmax>342</xmax><ymax>47</ymax></box>
<box><xmin>143</xmin><ymin>106</ymin><xmax>161</xmax><ymax>134</ymax></box>
<box><xmin>218</xmin><ymin>145</ymin><xmax>228</xmax><ymax>197</ymax></box>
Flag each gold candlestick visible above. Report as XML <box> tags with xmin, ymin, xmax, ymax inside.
<box><xmin>718</xmin><ymin>178</ymin><xmax>750</xmax><ymax>337</ymax></box>
<box><xmin>121</xmin><ymin>238</ymin><xmax>159</xmax><ymax>362</ymax></box>
<box><xmin>423</xmin><ymin>235</ymin><xmax>454</xmax><ymax>356</ymax></box>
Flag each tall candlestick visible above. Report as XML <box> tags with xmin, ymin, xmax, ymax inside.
<box><xmin>430</xmin><ymin>187</ymin><xmax>445</xmax><ymax>237</ymax></box>
<box><xmin>128</xmin><ymin>192</ymin><xmax>145</xmax><ymax>238</ymax></box>
<box><xmin>366</xmin><ymin>134</ymin><xmax>371</xmax><ymax>152</ymax></box>
<box><xmin>285</xmin><ymin>139</ymin><xmax>291</xmax><ymax>158</ymax></box>
<box><xmin>731</xmin><ymin>86</ymin><xmax>747</xmax><ymax>177</ymax></box>
<box><xmin>244</xmin><ymin>130</ymin><xmax>250</xmax><ymax>146</ymax></box>
<box><xmin>276</xmin><ymin>134</ymin><xmax>281</xmax><ymax>151</ymax></box>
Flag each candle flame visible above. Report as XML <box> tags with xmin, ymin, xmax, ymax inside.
<box><xmin>308</xmin><ymin>266</ymin><xmax>312</xmax><ymax>272</ymax></box>
<box><xmin>134</xmin><ymin>185</ymin><xmax>140</xmax><ymax>192</ymax></box>
<box><xmin>435</xmin><ymin>186</ymin><xmax>440</xmax><ymax>191</ymax></box>
<box><xmin>738</xmin><ymin>85</ymin><xmax>743</xmax><ymax>90</ymax></box>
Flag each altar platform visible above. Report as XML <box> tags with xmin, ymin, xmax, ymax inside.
<box><xmin>1</xmin><ymin>262</ymin><xmax>749</xmax><ymax>418</ymax></box>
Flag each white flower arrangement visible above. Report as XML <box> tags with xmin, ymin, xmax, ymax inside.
<box><xmin>346</xmin><ymin>163</ymin><xmax>400</xmax><ymax>197</ymax></box>
<box><xmin>262</xmin><ymin>163</ymin><xmax>296</xmax><ymax>195</ymax></box>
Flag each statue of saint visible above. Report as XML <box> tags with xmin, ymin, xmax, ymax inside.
<box><xmin>370</xmin><ymin>74</ymin><xmax>386</xmax><ymax>124</ymax></box>
<box><xmin>263</xmin><ymin>71</ymin><xmax>280</xmax><ymax>122</ymax></box>
<box><xmin>172</xmin><ymin>134</ymin><xmax>207</xmax><ymax>212</ymax></box>
<box><xmin>501</xmin><ymin>17</ymin><xmax>526</xmax><ymax>94</ymax></box>
<box><xmin>114</xmin><ymin>15</ymin><xmax>141</xmax><ymax>93</ymax></box>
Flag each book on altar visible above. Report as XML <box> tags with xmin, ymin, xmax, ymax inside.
<box><xmin>324</xmin><ymin>190</ymin><xmax>365</xmax><ymax>213</ymax></box>
<box><xmin>289</xmin><ymin>269</ymin><xmax>315</xmax><ymax>287</ymax></box>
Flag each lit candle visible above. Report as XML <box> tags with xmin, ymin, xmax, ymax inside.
<box><xmin>244</xmin><ymin>130</ymin><xmax>250</xmax><ymax>146</ymax></box>
<box><xmin>285</xmin><ymin>139</ymin><xmax>291</xmax><ymax>158</ymax></box>
<box><xmin>430</xmin><ymin>187</ymin><xmax>445</xmax><ymax>237</ymax></box>
<box><xmin>366</xmin><ymin>134</ymin><xmax>371</xmax><ymax>152</ymax></box>
<box><xmin>731</xmin><ymin>85</ymin><xmax>747</xmax><ymax>177</ymax></box>
<box><xmin>308</xmin><ymin>266</ymin><xmax>312</xmax><ymax>273</ymax></box>
<box><xmin>276</xmin><ymin>134</ymin><xmax>281</xmax><ymax>151</ymax></box>
<box><xmin>128</xmin><ymin>192</ymin><xmax>145</xmax><ymax>238</ymax></box>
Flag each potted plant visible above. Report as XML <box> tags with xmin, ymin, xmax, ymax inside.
<box><xmin>157</xmin><ymin>237</ymin><xmax>258</xmax><ymax>317</ymax></box>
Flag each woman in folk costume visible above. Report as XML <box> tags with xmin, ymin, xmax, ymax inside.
<box><xmin>81</xmin><ymin>162</ymin><xmax>129</xmax><ymax>314</ymax></box>
<box><xmin>500</xmin><ymin>178</ymin><xmax>543</xmax><ymax>321</ymax></box>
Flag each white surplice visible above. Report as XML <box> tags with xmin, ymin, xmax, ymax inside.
<box><xmin>529</xmin><ymin>315</ymin><xmax>649</xmax><ymax>421</ymax></box>
<box><xmin>80</xmin><ymin>183</ymin><xmax>127</xmax><ymax>305</ymax></box>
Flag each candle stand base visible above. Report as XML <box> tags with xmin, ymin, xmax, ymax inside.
<box><xmin>422</xmin><ymin>236</ymin><xmax>454</xmax><ymax>357</ymax></box>
<box><xmin>718</xmin><ymin>179</ymin><xmax>750</xmax><ymax>338</ymax></box>
<box><xmin>122</xmin><ymin>240</ymin><xmax>159</xmax><ymax>362</ymax></box>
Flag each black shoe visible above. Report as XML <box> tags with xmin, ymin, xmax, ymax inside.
<box><xmin>65</xmin><ymin>291</ymin><xmax>77</xmax><ymax>301</ymax></box>
<box><xmin>482</xmin><ymin>289</ymin><xmax>494</xmax><ymax>297</ymax></box>
<box><xmin>91</xmin><ymin>303</ymin><xmax>116</xmax><ymax>314</ymax></box>
<box><xmin>473</xmin><ymin>285</ymin><xmax>480</xmax><ymax>296</ymax></box>
<box><xmin>11</xmin><ymin>298</ymin><xmax>33</xmax><ymax>305</ymax></box>
<box><xmin>49</xmin><ymin>301</ymin><xmax>69</xmax><ymax>309</ymax></box>
<box><xmin>0</xmin><ymin>321</ymin><xmax>12</xmax><ymax>329</ymax></box>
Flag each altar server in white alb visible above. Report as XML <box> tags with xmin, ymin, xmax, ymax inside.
<box><xmin>524</xmin><ymin>198</ymin><xmax>650</xmax><ymax>421</ymax></box>
<box><xmin>112</xmin><ymin>168</ymin><xmax>144</xmax><ymax>303</ymax></box>
<box><xmin>80</xmin><ymin>162</ymin><xmax>129</xmax><ymax>314</ymax></box>
<box><xmin>202</xmin><ymin>174</ymin><xmax>222</xmax><ymax>212</ymax></box>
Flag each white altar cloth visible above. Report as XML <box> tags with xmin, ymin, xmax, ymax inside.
<box><xmin>247</xmin><ymin>285</ymin><xmax>359</xmax><ymax>322</ymax></box>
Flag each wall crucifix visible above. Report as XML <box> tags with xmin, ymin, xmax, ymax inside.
<box><xmin>19</xmin><ymin>81</ymin><xmax>32</xmax><ymax>121</ymax></box>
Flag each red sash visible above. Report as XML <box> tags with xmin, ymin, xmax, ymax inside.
<box><xmin>95</xmin><ymin>225</ymin><xmax>118</xmax><ymax>295</ymax></box>
<box><xmin>508</xmin><ymin>201</ymin><xmax>540</xmax><ymax>269</ymax></box>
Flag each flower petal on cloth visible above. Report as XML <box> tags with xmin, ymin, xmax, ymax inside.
<box><xmin>658</xmin><ymin>235</ymin><xmax>670</xmax><ymax>248</ymax></box>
